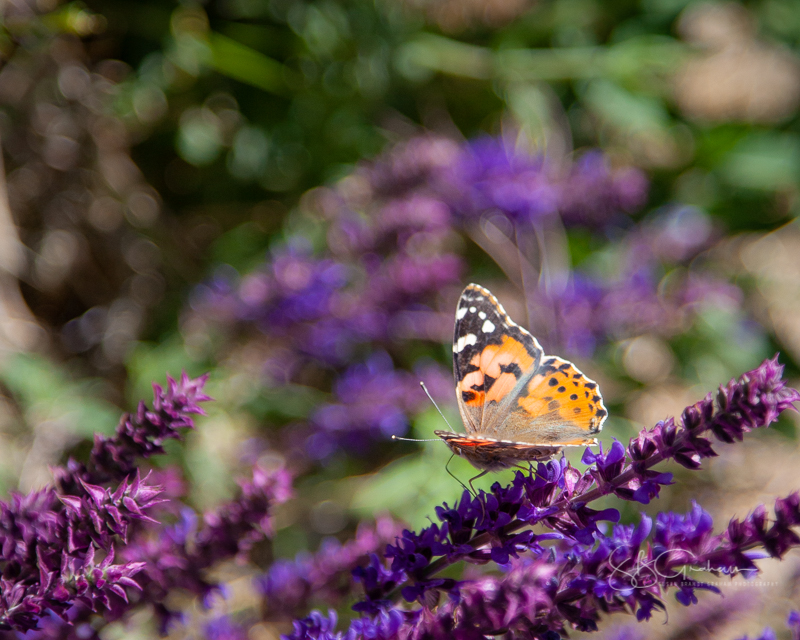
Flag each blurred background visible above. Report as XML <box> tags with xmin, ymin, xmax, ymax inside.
<box><xmin>2</xmin><ymin>0</ymin><xmax>800</xmax><ymax>637</ymax></box>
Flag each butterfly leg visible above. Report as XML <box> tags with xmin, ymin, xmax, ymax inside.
<box><xmin>445</xmin><ymin>454</ymin><xmax>471</xmax><ymax>496</ymax></box>
<box><xmin>468</xmin><ymin>470</ymin><xmax>490</xmax><ymax>523</ymax></box>
<box><xmin>468</xmin><ymin>470</ymin><xmax>489</xmax><ymax>496</ymax></box>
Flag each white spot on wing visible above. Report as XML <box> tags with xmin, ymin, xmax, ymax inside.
<box><xmin>454</xmin><ymin>333</ymin><xmax>477</xmax><ymax>352</ymax></box>
<box><xmin>456</xmin><ymin>306</ymin><xmax>468</xmax><ymax>320</ymax></box>
<box><xmin>482</xmin><ymin>319</ymin><xmax>495</xmax><ymax>333</ymax></box>
<box><xmin>478</xmin><ymin>311</ymin><xmax>486</xmax><ymax>319</ymax></box>
<box><xmin>469</xmin><ymin>306</ymin><xmax>477</xmax><ymax>313</ymax></box>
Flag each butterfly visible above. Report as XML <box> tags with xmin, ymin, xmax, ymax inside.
<box><xmin>435</xmin><ymin>283</ymin><xmax>607</xmax><ymax>475</ymax></box>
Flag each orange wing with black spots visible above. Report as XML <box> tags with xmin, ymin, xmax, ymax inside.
<box><xmin>506</xmin><ymin>355</ymin><xmax>607</xmax><ymax>445</ymax></box>
<box><xmin>443</xmin><ymin>284</ymin><xmax>607</xmax><ymax>472</ymax></box>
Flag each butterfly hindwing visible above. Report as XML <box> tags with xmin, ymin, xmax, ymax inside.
<box><xmin>499</xmin><ymin>355</ymin><xmax>607</xmax><ymax>445</ymax></box>
<box><xmin>453</xmin><ymin>284</ymin><xmax>543</xmax><ymax>435</ymax></box>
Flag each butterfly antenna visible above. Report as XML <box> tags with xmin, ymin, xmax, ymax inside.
<box><xmin>419</xmin><ymin>381</ymin><xmax>456</xmax><ymax>431</ymax></box>
<box><xmin>391</xmin><ymin>382</ymin><xmax>456</xmax><ymax>443</ymax></box>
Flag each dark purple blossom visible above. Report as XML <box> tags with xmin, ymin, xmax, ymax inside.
<box><xmin>291</xmin><ymin>489</ymin><xmax>800</xmax><ymax>639</ymax></box>
<box><xmin>58</xmin><ymin>472</ymin><xmax>165</xmax><ymax>549</ymax></box>
<box><xmin>0</xmin><ymin>374</ymin><xmax>217</xmax><ymax>634</ymax></box>
<box><xmin>286</xmin><ymin>609</ymin><xmax>343</xmax><ymax>640</ymax></box>
<box><xmin>286</xmin><ymin>608</ymin><xmax>411</xmax><ymax>640</ymax></box>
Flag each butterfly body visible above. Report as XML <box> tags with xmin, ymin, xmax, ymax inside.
<box><xmin>439</xmin><ymin>283</ymin><xmax>607</xmax><ymax>471</ymax></box>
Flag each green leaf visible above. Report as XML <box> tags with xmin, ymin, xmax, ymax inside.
<box><xmin>582</xmin><ymin>79</ymin><xmax>670</xmax><ymax>132</ymax></box>
<box><xmin>207</xmin><ymin>32</ymin><xmax>292</xmax><ymax>95</ymax></box>
<box><xmin>720</xmin><ymin>132</ymin><xmax>800</xmax><ymax>191</ymax></box>
<box><xmin>0</xmin><ymin>354</ymin><xmax>119</xmax><ymax>438</ymax></box>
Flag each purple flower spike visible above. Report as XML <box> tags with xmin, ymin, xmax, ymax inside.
<box><xmin>56</xmin><ymin>372</ymin><xmax>212</xmax><ymax>492</ymax></box>
<box><xmin>286</xmin><ymin>609</ymin><xmax>342</xmax><ymax>640</ymax></box>
<box><xmin>61</xmin><ymin>471</ymin><xmax>166</xmax><ymax>550</ymax></box>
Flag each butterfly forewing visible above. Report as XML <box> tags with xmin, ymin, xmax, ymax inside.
<box><xmin>453</xmin><ymin>284</ymin><xmax>543</xmax><ymax>436</ymax></box>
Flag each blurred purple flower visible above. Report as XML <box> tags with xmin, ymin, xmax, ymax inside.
<box><xmin>312</xmin><ymin>353</ymin><xmax>419</xmax><ymax>440</ymax></box>
<box><xmin>446</xmin><ymin>136</ymin><xmax>560</xmax><ymax>222</ymax></box>
<box><xmin>124</xmin><ymin>465</ymin><xmax>293</xmax><ymax>631</ymax></box>
<box><xmin>204</xmin><ymin>616</ymin><xmax>250</xmax><ymax>640</ymax></box>
<box><xmin>635</xmin><ymin>205</ymin><xmax>716</xmax><ymax>263</ymax></box>
<box><xmin>438</xmin><ymin>138</ymin><xmax>648</xmax><ymax>227</ymax></box>
<box><xmin>528</xmin><ymin>261</ymin><xmax>741</xmax><ymax>358</ymax></box>
<box><xmin>738</xmin><ymin>630</ymin><xmax>778</xmax><ymax>640</ymax></box>
<box><xmin>257</xmin><ymin>516</ymin><xmax>402</xmax><ymax>619</ymax></box>
<box><xmin>364</xmin><ymin>136</ymin><xmax>462</xmax><ymax>197</ymax></box>
<box><xmin>789</xmin><ymin>610</ymin><xmax>800</xmax><ymax>640</ymax></box>
<box><xmin>559</xmin><ymin>151</ymin><xmax>649</xmax><ymax>227</ymax></box>
<box><xmin>195</xmin><ymin>240</ymin><xmax>461</xmax><ymax>371</ymax></box>
<box><xmin>195</xmin><ymin>134</ymin><xmax>653</xmax><ymax>375</ymax></box>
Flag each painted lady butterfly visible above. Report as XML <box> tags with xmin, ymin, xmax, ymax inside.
<box><xmin>436</xmin><ymin>283</ymin><xmax>607</xmax><ymax>472</ymax></box>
